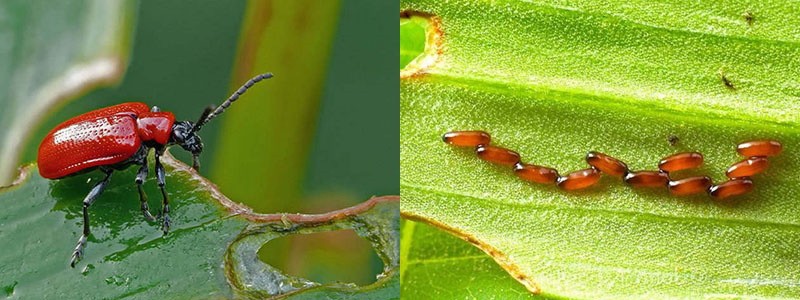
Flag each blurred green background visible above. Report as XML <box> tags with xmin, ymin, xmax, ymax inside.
<box><xmin>18</xmin><ymin>0</ymin><xmax>396</xmax><ymax>287</ymax></box>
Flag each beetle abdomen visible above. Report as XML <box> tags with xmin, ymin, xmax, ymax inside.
<box><xmin>38</xmin><ymin>114</ymin><xmax>142</xmax><ymax>179</ymax></box>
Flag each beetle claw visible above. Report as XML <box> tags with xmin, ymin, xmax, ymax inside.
<box><xmin>142</xmin><ymin>210</ymin><xmax>157</xmax><ymax>222</ymax></box>
<box><xmin>70</xmin><ymin>253</ymin><xmax>79</xmax><ymax>268</ymax></box>
<box><xmin>161</xmin><ymin>214</ymin><xmax>171</xmax><ymax>235</ymax></box>
<box><xmin>70</xmin><ymin>235</ymin><xmax>87</xmax><ymax>268</ymax></box>
<box><xmin>140</xmin><ymin>200</ymin><xmax>156</xmax><ymax>222</ymax></box>
<box><xmin>191</xmin><ymin>154</ymin><xmax>200</xmax><ymax>171</ymax></box>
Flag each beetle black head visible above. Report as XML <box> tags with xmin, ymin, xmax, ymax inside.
<box><xmin>170</xmin><ymin>73</ymin><xmax>273</xmax><ymax>171</ymax></box>
<box><xmin>170</xmin><ymin>120</ymin><xmax>204</xmax><ymax>170</ymax></box>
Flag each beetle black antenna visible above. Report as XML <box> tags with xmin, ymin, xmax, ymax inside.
<box><xmin>192</xmin><ymin>72</ymin><xmax>273</xmax><ymax>132</ymax></box>
<box><xmin>190</xmin><ymin>106</ymin><xmax>215</xmax><ymax>134</ymax></box>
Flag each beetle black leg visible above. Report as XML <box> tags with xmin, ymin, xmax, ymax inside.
<box><xmin>135</xmin><ymin>161</ymin><xmax>156</xmax><ymax>222</ymax></box>
<box><xmin>155</xmin><ymin>153</ymin><xmax>171</xmax><ymax>234</ymax></box>
<box><xmin>70</xmin><ymin>170</ymin><xmax>112</xmax><ymax>268</ymax></box>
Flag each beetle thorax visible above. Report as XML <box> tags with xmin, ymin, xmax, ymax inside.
<box><xmin>136</xmin><ymin>112</ymin><xmax>175</xmax><ymax>146</ymax></box>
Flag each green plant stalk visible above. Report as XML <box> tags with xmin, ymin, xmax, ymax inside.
<box><xmin>211</xmin><ymin>0</ymin><xmax>342</xmax><ymax>213</ymax></box>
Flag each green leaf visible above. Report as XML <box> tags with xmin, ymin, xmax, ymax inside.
<box><xmin>0</xmin><ymin>0</ymin><xmax>135</xmax><ymax>185</ymax></box>
<box><xmin>401</xmin><ymin>219</ymin><xmax>539</xmax><ymax>299</ymax></box>
<box><xmin>0</xmin><ymin>155</ymin><xmax>399</xmax><ymax>299</ymax></box>
<box><xmin>399</xmin><ymin>15</ymin><xmax>428</xmax><ymax>70</ymax></box>
<box><xmin>400</xmin><ymin>0</ymin><xmax>800</xmax><ymax>298</ymax></box>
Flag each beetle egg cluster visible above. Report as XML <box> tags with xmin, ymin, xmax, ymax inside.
<box><xmin>443</xmin><ymin>131</ymin><xmax>782</xmax><ymax>200</ymax></box>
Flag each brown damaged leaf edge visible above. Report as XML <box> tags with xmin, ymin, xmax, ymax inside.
<box><xmin>402</xmin><ymin>211</ymin><xmax>541</xmax><ymax>294</ymax></box>
<box><xmin>162</xmin><ymin>153</ymin><xmax>399</xmax><ymax>223</ymax></box>
<box><xmin>3</xmin><ymin>155</ymin><xmax>399</xmax><ymax>218</ymax></box>
<box><xmin>400</xmin><ymin>10</ymin><xmax>443</xmax><ymax>79</ymax></box>
<box><xmin>0</xmin><ymin>164</ymin><xmax>33</xmax><ymax>189</ymax></box>
<box><xmin>167</xmin><ymin>151</ymin><xmax>400</xmax><ymax>297</ymax></box>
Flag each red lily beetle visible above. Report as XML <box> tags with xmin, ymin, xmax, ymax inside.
<box><xmin>37</xmin><ymin>73</ymin><xmax>273</xmax><ymax>267</ymax></box>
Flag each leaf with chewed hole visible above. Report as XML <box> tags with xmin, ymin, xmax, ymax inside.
<box><xmin>400</xmin><ymin>14</ymin><xmax>429</xmax><ymax>70</ymax></box>
<box><xmin>400</xmin><ymin>0</ymin><xmax>800</xmax><ymax>298</ymax></box>
<box><xmin>0</xmin><ymin>152</ymin><xmax>398</xmax><ymax>299</ymax></box>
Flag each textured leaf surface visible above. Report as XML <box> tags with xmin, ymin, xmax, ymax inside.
<box><xmin>0</xmin><ymin>154</ymin><xmax>399</xmax><ymax>299</ymax></box>
<box><xmin>0</xmin><ymin>0</ymin><xmax>134</xmax><ymax>185</ymax></box>
<box><xmin>400</xmin><ymin>220</ymin><xmax>537</xmax><ymax>299</ymax></box>
<box><xmin>400</xmin><ymin>0</ymin><xmax>800</xmax><ymax>298</ymax></box>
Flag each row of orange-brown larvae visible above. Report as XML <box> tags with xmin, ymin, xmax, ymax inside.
<box><xmin>442</xmin><ymin>130</ymin><xmax>783</xmax><ymax>199</ymax></box>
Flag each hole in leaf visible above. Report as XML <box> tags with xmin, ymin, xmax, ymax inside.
<box><xmin>400</xmin><ymin>11</ymin><xmax>441</xmax><ymax>77</ymax></box>
<box><xmin>257</xmin><ymin>229</ymin><xmax>383</xmax><ymax>286</ymax></box>
<box><xmin>400</xmin><ymin>14</ymin><xmax>427</xmax><ymax>69</ymax></box>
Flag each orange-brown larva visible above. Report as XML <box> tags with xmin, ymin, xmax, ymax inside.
<box><xmin>668</xmin><ymin>176</ymin><xmax>712</xmax><ymax>196</ymax></box>
<box><xmin>658</xmin><ymin>152</ymin><xmax>703</xmax><ymax>173</ymax></box>
<box><xmin>476</xmin><ymin>145</ymin><xmax>520</xmax><ymax>166</ymax></box>
<box><xmin>726</xmin><ymin>157</ymin><xmax>768</xmax><ymax>178</ymax></box>
<box><xmin>737</xmin><ymin>140</ymin><xmax>782</xmax><ymax>157</ymax></box>
<box><xmin>624</xmin><ymin>171</ymin><xmax>669</xmax><ymax>188</ymax></box>
<box><xmin>709</xmin><ymin>178</ymin><xmax>754</xmax><ymax>199</ymax></box>
<box><xmin>514</xmin><ymin>163</ymin><xmax>559</xmax><ymax>184</ymax></box>
<box><xmin>443</xmin><ymin>131</ymin><xmax>781</xmax><ymax>200</ymax></box>
<box><xmin>442</xmin><ymin>130</ymin><xmax>491</xmax><ymax>147</ymax></box>
<box><xmin>557</xmin><ymin>168</ymin><xmax>601</xmax><ymax>190</ymax></box>
<box><xmin>585</xmin><ymin>151</ymin><xmax>628</xmax><ymax>177</ymax></box>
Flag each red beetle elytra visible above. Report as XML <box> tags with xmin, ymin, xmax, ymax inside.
<box><xmin>37</xmin><ymin>73</ymin><xmax>273</xmax><ymax>267</ymax></box>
